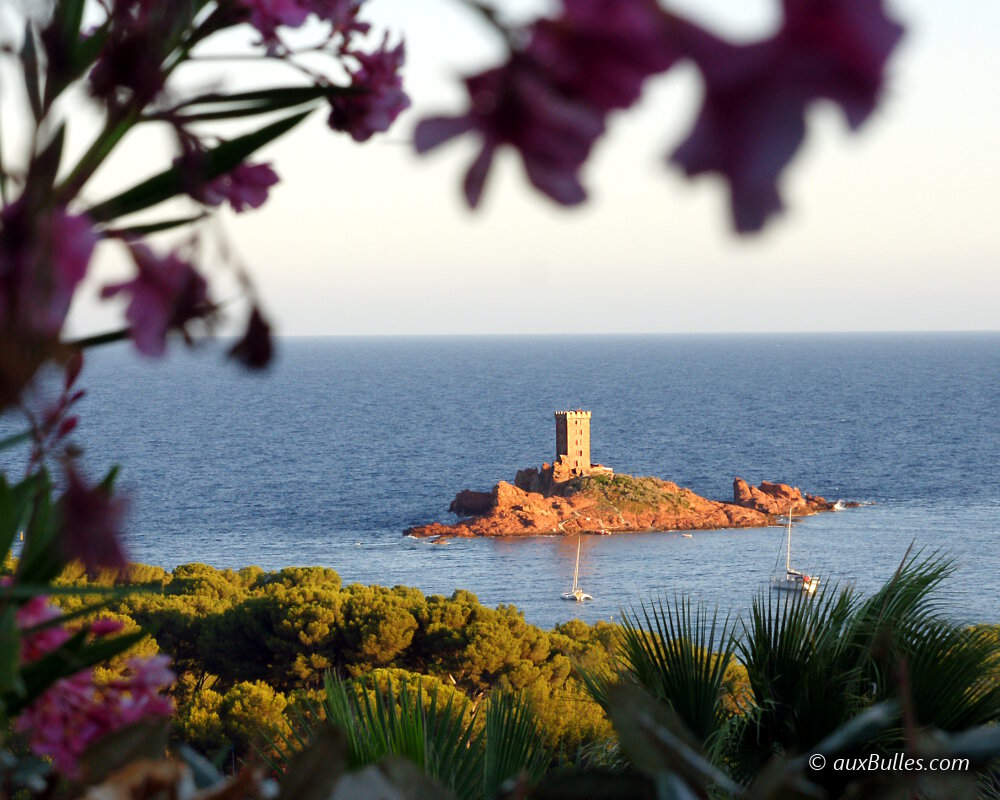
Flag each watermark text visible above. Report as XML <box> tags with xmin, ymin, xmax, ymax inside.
<box><xmin>808</xmin><ymin>753</ymin><xmax>969</xmax><ymax>773</ymax></box>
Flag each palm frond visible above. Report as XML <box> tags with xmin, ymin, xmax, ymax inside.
<box><xmin>272</xmin><ymin>672</ymin><xmax>493</xmax><ymax>800</ymax></box>
<box><xmin>734</xmin><ymin>580</ymin><xmax>865</xmax><ymax>771</ymax></box>
<box><xmin>482</xmin><ymin>690</ymin><xmax>550</xmax><ymax>800</ymax></box>
<box><xmin>600</xmin><ymin>595</ymin><xmax>738</xmax><ymax>752</ymax></box>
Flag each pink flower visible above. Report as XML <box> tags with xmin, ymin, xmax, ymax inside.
<box><xmin>15</xmin><ymin>596</ymin><xmax>72</xmax><ymax>661</ymax></box>
<box><xmin>328</xmin><ymin>38</ymin><xmax>410</xmax><ymax>142</ymax></box>
<box><xmin>88</xmin><ymin>1</ymin><xmax>170</xmax><ymax>105</ymax></box>
<box><xmin>669</xmin><ymin>0</ymin><xmax>903</xmax><ymax>232</ymax></box>
<box><xmin>11</xmin><ymin>589</ymin><xmax>175</xmax><ymax>778</ymax></box>
<box><xmin>58</xmin><ymin>467</ymin><xmax>128</xmax><ymax>573</ymax></box>
<box><xmin>202</xmin><ymin>162</ymin><xmax>280</xmax><ymax>213</ymax></box>
<box><xmin>239</xmin><ymin>0</ymin><xmax>310</xmax><ymax>42</ymax></box>
<box><xmin>0</xmin><ymin>201</ymin><xmax>97</xmax><ymax>337</ymax></box>
<box><xmin>527</xmin><ymin>0</ymin><xmax>679</xmax><ymax>113</ymax></box>
<box><xmin>416</xmin><ymin>59</ymin><xmax>603</xmax><ymax>208</ymax></box>
<box><xmin>14</xmin><ymin>655</ymin><xmax>174</xmax><ymax>778</ymax></box>
<box><xmin>100</xmin><ymin>245</ymin><xmax>211</xmax><ymax>357</ymax></box>
<box><xmin>13</xmin><ymin>594</ymin><xmax>127</xmax><ymax>662</ymax></box>
<box><xmin>27</xmin><ymin>354</ymin><xmax>86</xmax><ymax>469</ymax></box>
<box><xmin>8</xmin><ymin>578</ymin><xmax>174</xmax><ymax>778</ymax></box>
<box><xmin>309</xmin><ymin>0</ymin><xmax>369</xmax><ymax>35</ymax></box>
<box><xmin>90</xmin><ymin>618</ymin><xmax>126</xmax><ymax>636</ymax></box>
<box><xmin>780</xmin><ymin>0</ymin><xmax>905</xmax><ymax>129</ymax></box>
<box><xmin>239</xmin><ymin>0</ymin><xmax>368</xmax><ymax>42</ymax></box>
<box><xmin>416</xmin><ymin>0</ymin><xmax>677</xmax><ymax>209</ymax></box>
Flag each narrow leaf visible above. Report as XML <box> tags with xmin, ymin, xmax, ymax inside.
<box><xmin>153</xmin><ymin>85</ymin><xmax>355</xmax><ymax>123</ymax></box>
<box><xmin>0</xmin><ymin>606</ymin><xmax>23</xmax><ymax>696</ymax></box>
<box><xmin>69</xmin><ymin>22</ymin><xmax>109</xmax><ymax>79</ymax></box>
<box><xmin>59</xmin><ymin>0</ymin><xmax>87</xmax><ymax>46</ymax></box>
<box><xmin>26</xmin><ymin>125</ymin><xmax>66</xmax><ymax>197</ymax></box>
<box><xmin>0</xmin><ymin>98</ymin><xmax>8</xmax><ymax>203</ymax></box>
<box><xmin>174</xmin><ymin>85</ymin><xmax>356</xmax><ymax>113</ymax></box>
<box><xmin>15</xmin><ymin>471</ymin><xmax>65</xmax><ymax>586</ymax></box>
<box><xmin>86</xmin><ymin>111</ymin><xmax>312</xmax><ymax>222</ymax></box>
<box><xmin>102</xmin><ymin>213</ymin><xmax>207</xmax><ymax>238</ymax></box>
<box><xmin>21</xmin><ymin>23</ymin><xmax>43</xmax><ymax>121</ymax></box>
<box><xmin>0</xmin><ymin>474</ymin><xmax>37</xmax><ymax>559</ymax></box>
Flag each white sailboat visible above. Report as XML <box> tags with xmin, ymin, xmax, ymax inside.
<box><xmin>771</xmin><ymin>507</ymin><xmax>819</xmax><ymax>595</ymax></box>
<box><xmin>561</xmin><ymin>535</ymin><xmax>592</xmax><ymax>601</ymax></box>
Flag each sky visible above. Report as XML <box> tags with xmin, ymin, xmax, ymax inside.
<box><xmin>60</xmin><ymin>0</ymin><xmax>1000</xmax><ymax>336</ymax></box>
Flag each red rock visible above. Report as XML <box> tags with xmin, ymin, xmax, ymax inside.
<box><xmin>732</xmin><ymin>476</ymin><xmax>837</xmax><ymax>514</ymax></box>
<box><xmin>407</xmin><ymin>466</ymin><xmax>850</xmax><ymax>539</ymax></box>
<box><xmin>449</xmin><ymin>489</ymin><xmax>494</xmax><ymax>515</ymax></box>
<box><xmin>404</xmin><ymin>465</ymin><xmax>856</xmax><ymax>540</ymax></box>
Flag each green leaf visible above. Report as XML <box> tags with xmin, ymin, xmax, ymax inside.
<box><xmin>0</xmin><ymin>104</ymin><xmax>8</xmax><ymax>203</ymax></box>
<box><xmin>17</xmin><ymin>594</ymin><xmax>143</xmax><ymax>637</ymax></box>
<box><xmin>63</xmin><ymin>328</ymin><xmax>131</xmax><ymax>351</ymax></box>
<box><xmin>86</xmin><ymin>110</ymin><xmax>313</xmax><ymax>222</ymax></box>
<box><xmin>15</xmin><ymin>471</ymin><xmax>65</xmax><ymax>586</ymax></box>
<box><xmin>483</xmin><ymin>689</ymin><xmax>549</xmax><ymax>800</ymax></box>
<box><xmin>58</xmin><ymin>0</ymin><xmax>87</xmax><ymax>47</ymax></box>
<box><xmin>0</xmin><ymin>583</ymin><xmax>127</xmax><ymax>600</ymax></box>
<box><xmin>158</xmin><ymin>85</ymin><xmax>352</xmax><ymax>123</ymax></box>
<box><xmin>69</xmin><ymin>22</ymin><xmax>110</xmax><ymax>82</ymax></box>
<box><xmin>0</xmin><ymin>473</ymin><xmax>37</xmax><ymax>561</ymax></box>
<box><xmin>102</xmin><ymin>213</ymin><xmax>207</xmax><ymax>238</ymax></box>
<box><xmin>26</xmin><ymin>124</ymin><xmax>66</xmax><ymax>197</ymax></box>
<box><xmin>0</xmin><ymin>606</ymin><xmax>23</xmax><ymax>697</ymax></box>
<box><xmin>99</xmin><ymin>465</ymin><xmax>120</xmax><ymax>494</ymax></box>
<box><xmin>21</xmin><ymin>23</ymin><xmax>43</xmax><ymax>121</ymax></box>
<box><xmin>0</xmin><ymin>430</ymin><xmax>32</xmax><ymax>453</ymax></box>
<box><xmin>177</xmin><ymin>85</ymin><xmax>356</xmax><ymax>110</ymax></box>
<box><xmin>42</xmin><ymin>0</ymin><xmax>92</xmax><ymax>108</ymax></box>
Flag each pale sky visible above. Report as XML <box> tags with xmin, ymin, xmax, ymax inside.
<box><xmin>63</xmin><ymin>0</ymin><xmax>1000</xmax><ymax>336</ymax></box>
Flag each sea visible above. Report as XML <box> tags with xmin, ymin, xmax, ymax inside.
<box><xmin>4</xmin><ymin>333</ymin><xmax>999</xmax><ymax>630</ymax></box>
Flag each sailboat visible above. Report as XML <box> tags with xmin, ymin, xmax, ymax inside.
<box><xmin>561</xmin><ymin>535</ymin><xmax>593</xmax><ymax>602</ymax></box>
<box><xmin>771</xmin><ymin>507</ymin><xmax>819</xmax><ymax>595</ymax></box>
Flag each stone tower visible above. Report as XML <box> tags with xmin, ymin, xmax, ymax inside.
<box><xmin>554</xmin><ymin>410</ymin><xmax>591</xmax><ymax>474</ymax></box>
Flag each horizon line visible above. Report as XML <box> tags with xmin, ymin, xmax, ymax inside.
<box><xmin>259</xmin><ymin>329</ymin><xmax>1000</xmax><ymax>338</ymax></box>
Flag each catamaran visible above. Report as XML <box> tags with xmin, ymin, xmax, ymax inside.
<box><xmin>771</xmin><ymin>507</ymin><xmax>819</xmax><ymax>595</ymax></box>
<box><xmin>561</xmin><ymin>535</ymin><xmax>593</xmax><ymax>601</ymax></box>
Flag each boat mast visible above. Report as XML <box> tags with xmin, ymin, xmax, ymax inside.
<box><xmin>573</xmin><ymin>536</ymin><xmax>581</xmax><ymax>592</ymax></box>
<box><xmin>786</xmin><ymin>506</ymin><xmax>792</xmax><ymax>574</ymax></box>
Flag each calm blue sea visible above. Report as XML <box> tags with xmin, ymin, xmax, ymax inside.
<box><xmin>4</xmin><ymin>334</ymin><xmax>999</xmax><ymax>629</ymax></box>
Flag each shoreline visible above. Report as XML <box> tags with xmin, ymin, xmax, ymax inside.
<box><xmin>405</xmin><ymin>470</ymin><xmax>856</xmax><ymax>541</ymax></box>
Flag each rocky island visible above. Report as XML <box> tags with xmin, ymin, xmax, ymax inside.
<box><xmin>405</xmin><ymin>410</ymin><xmax>853</xmax><ymax>540</ymax></box>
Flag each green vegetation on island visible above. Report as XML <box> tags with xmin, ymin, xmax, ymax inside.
<box><xmin>566</xmin><ymin>473</ymin><xmax>692</xmax><ymax>514</ymax></box>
